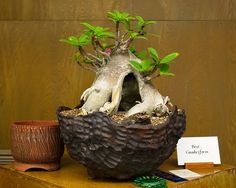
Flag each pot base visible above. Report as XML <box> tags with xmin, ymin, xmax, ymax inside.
<box><xmin>14</xmin><ymin>161</ymin><xmax>60</xmax><ymax>172</ymax></box>
<box><xmin>57</xmin><ymin>106</ymin><xmax>186</xmax><ymax>179</ymax></box>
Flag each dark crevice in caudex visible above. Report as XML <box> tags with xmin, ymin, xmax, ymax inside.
<box><xmin>118</xmin><ymin>73</ymin><xmax>141</xmax><ymax>112</ymax></box>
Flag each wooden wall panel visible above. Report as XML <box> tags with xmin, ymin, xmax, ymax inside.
<box><xmin>0</xmin><ymin>0</ymin><xmax>235</xmax><ymax>20</ymax></box>
<box><xmin>0</xmin><ymin>1</ymin><xmax>236</xmax><ymax>166</ymax></box>
<box><xmin>0</xmin><ymin>21</ymin><xmax>97</xmax><ymax>148</ymax></box>
<box><xmin>133</xmin><ymin>0</ymin><xmax>236</xmax><ymax>20</ymax></box>
<box><xmin>0</xmin><ymin>0</ymin><xmax>132</xmax><ymax>20</ymax></box>
<box><xmin>149</xmin><ymin>21</ymin><xmax>236</xmax><ymax>165</ymax></box>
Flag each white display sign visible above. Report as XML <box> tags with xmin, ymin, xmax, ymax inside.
<box><xmin>177</xmin><ymin>136</ymin><xmax>221</xmax><ymax>165</ymax></box>
<box><xmin>169</xmin><ymin>169</ymin><xmax>201</xmax><ymax>178</ymax></box>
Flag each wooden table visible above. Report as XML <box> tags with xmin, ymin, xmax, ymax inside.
<box><xmin>0</xmin><ymin>154</ymin><xmax>235</xmax><ymax>188</ymax></box>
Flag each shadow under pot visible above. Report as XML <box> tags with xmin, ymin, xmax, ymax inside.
<box><xmin>10</xmin><ymin>120</ymin><xmax>64</xmax><ymax>171</ymax></box>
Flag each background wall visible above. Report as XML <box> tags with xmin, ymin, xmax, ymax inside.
<box><xmin>0</xmin><ymin>0</ymin><xmax>236</xmax><ymax>165</ymax></box>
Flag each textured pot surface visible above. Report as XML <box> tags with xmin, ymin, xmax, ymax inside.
<box><xmin>57</xmin><ymin>106</ymin><xmax>186</xmax><ymax>179</ymax></box>
<box><xmin>10</xmin><ymin>120</ymin><xmax>64</xmax><ymax>171</ymax></box>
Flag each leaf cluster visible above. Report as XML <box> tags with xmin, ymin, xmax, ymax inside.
<box><xmin>129</xmin><ymin>47</ymin><xmax>179</xmax><ymax>77</ymax></box>
<box><xmin>60</xmin><ymin>10</ymin><xmax>157</xmax><ymax>51</ymax></box>
<box><xmin>107</xmin><ymin>10</ymin><xmax>134</xmax><ymax>30</ymax></box>
<box><xmin>60</xmin><ymin>35</ymin><xmax>90</xmax><ymax>47</ymax></box>
<box><xmin>81</xmin><ymin>23</ymin><xmax>115</xmax><ymax>39</ymax></box>
<box><xmin>60</xmin><ymin>10</ymin><xmax>179</xmax><ymax>75</ymax></box>
<box><xmin>60</xmin><ymin>23</ymin><xmax>114</xmax><ymax>46</ymax></box>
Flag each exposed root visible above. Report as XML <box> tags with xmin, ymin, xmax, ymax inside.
<box><xmin>80</xmin><ymin>86</ymin><xmax>97</xmax><ymax>101</ymax></box>
<box><xmin>78</xmin><ymin>53</ymin><xmax>172</xmax><ymax>118</ymax></box>
<box><xmin>99</xmin><ymin>71</ymin><xmax>128</xmax><ymax>114</ymax></box>
<box><xmin>111</xmin><ymin>111</ymin><xmax>169</xmax><ymax>125</ymax></box>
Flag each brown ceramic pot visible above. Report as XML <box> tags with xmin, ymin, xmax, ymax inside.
<box><xmin>10</xmin><ymin>120</ymin><xmax>64</xmax><ymax>171</ymax></box>
<box><xmin>57</xmin><ymin>106</ymin><xmax>186</xmax><ymax>180</ymax></box>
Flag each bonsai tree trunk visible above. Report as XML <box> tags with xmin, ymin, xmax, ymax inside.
<box><xmin>58</xmin><ymin>11</ymin><xmax>185</xmax><ymax>180</ymax></box>
<box><xmin>60</xmin><ymin>11</ymin><xmax>179</xmax><ymax>117</ymax></box>
<box><xmin>80</xmin><ymin>51</ymin><xmax>170</xmax><ymax>117</ymax></box>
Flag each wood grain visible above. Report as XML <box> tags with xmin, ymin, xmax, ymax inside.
<box><xmin>0</xmin><ymin>1</ymin><xmax>236</xmax><ymax>167</ymax></box>
<box><xmin>0</xmin><ymin>0</ymin><xmax>235</xmax><ymax>20</ymax></box>
<box><xmin>0</xmin><ymin>0</ymin><xmax>132</xmax><ymax>20</ymax></box>
<box><xmin>0</xmin><ymin>21</ymin><xmax>96</xmax><ymax>150</ymax></box>
<box><xmin>0</xmin><ymin>154</ymin><xmax>236</xmax><ymax>187</ymax></box>
<box><xmin>132</xmin><ymin>0</ymin><xmax>236</xmax><ymax>20</ymax></box>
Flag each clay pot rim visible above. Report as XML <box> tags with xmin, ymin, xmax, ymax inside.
<box><xmin>12</xmin><ymin>120</ymin><xmax>58</xmax><ymax>127</ymax></box>
<box><xmin>57</xmin><ymin>106</ymin><xmax>185</xmax><ymax>130</ymax></box>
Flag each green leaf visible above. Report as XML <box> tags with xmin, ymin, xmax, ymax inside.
<box><xmin>73</xmin><ymin>52</ymin><xmax>82</xmax><ymax>62</ymax></box>
<box><xmin>129</xmin><ymin>45</ymin><xmax>136</xmax><ymax>54</ymax></box>
<box><xmin>101</xmin><ymin>31</ymin><xmax>115</xmax><ymax>38</ymax></box>
<box><xmin>107</xmin><ymin>10</ymin><xmax>134</xmax><ymax>24</ymax></box>
<box><xmin>129</xmin><ymin>60</ymin><xmax>143</xmax><ymax>71</ymax></box>
<box><xmin>78</xmin><ymin>34</ymin><xmax>91</xmax><ymax>46</ymax></box>
<box><xmin>159</xmin><ymin>64</ymin><xmax>175</xmax><ymax>76</ymax></box>
<box><xmin>137</xmin><ymin>51</ymin><xmax>147</xmax><ymax>59</ymax></box>
<box><xmin>135</xmin><ymin>16</ymin><xmax>156</xmax><ymax>30</ymax></box>
<box><xmin>82</xmin><ymin>23</ymin><xmax>114</xmax><ymax>39</ymax></box>
<box><xmin>160</xmin><ymin>63</ymin><xmax>169</xmax><ymax>73</ymax></box>
<box><xmin>60</xmin><ymin>34</ymin><xmax>92</xmax><ymax>47</ymax></box>
<box><xmin>101</xmin><ymin>43</ymin><xmax>108</xmax><ymax>49</ymax></box>
<box><xmin>135</xmin><ymin>16</ymin><xmax>145</xmax><ymax>28</ymax></box>
<box><xmin>141</xmin><ymin>60</ymin><xmax>152</xmax><ymax>71</ymax></box>
<box><xmin>130</xmin><ymin>32</ymin><xmax>139</xmax><ymax>38</ymax></box>
<box><xmin>148</xmin><ymin>48</ymin><xmax>159</xmax><ymax>63</ymax></box>
<box><xmin>60</xmin><ymin>39</ymin><xmax>72</xmax><ymax>45</ymax></box>
<box><xmin>101</xmin><ymin>43</ymin><xmax>114</xmax><ymax>49</ymax></box>
<box><xmin>81</xmin><ymin>22</ymin><xmax>95</xmax><ymax>30</ymax></box>
<box><xmin>135</xmin><ymin>16</ymin><xmax>144</xmax><ymax>23</ymax></box>
<box><xmin>107</xmin><ymin>11</ymin><xmax>134</xmax><ymax>32</ymax></box>
<box><xmin>135</xmin><ymin>36</ymin><xmax>147</xmax><ymax>40</ymax></box>
<box><xmin>68</xmin><ymin>36</ymin><xmax>78</xmax><ymax>41</ymax></box>
<box><xmin>84</xmin><ymin>59</ymin><xmax>93</xmax><ymax>64</ymax></box>
<box><xmin>129</xmin><ymin>32</ymin><xmax>147</xmax><ymax>40</ymax></box>
<box><xmin>123</xmin><ymin>20</ymin><xmax>131</xmax><ymax>30</ymax></box>
<box><xmin>145</xmin><ymin>20</ymin><xmax>156</xmax><ymax>25</ymax></box>
<box><xmin>60</xmin><ymin>36</ymin><xmax>80</xmax><ymax>46</ymax></box>
<box><xmin>160</xmin><ymin>72</ymin><xmax>175</xmax><ymax>76</ymax></box>
<box><xmin>160</xmin><ymin>52</ymin><xmax>179</xmax><ymax>64</ymax></box>
<box><xmin>108</xmin><ymin>17</ymin><xmax>116</xmax><ymax>23</ymax></box>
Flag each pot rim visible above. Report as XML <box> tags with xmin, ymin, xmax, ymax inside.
<box><xmin>57</xmin><ymin>106</ymin><xmax>185</xmax><ymax>130</ymax></box>
<box><xmin>12</xmin><ymin>120</ymin><xmax>58</xmax><ymax>127</ymax></box>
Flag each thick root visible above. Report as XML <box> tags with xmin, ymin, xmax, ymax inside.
<box><xmin>99</xmin><ymin>71</ymin><xmax>128</xmax><ymax>114</ymax></box>
<box><xmin>80</xmin><ymin>86</ymin><xmax>97</xmax><ymax>101</ymax></box>
<box><xmin>79</xmin><ymin>53</ymin><xmax>172</xmax><ymax>117</ymax></box>
<box><xmin>81</xmin><ymin>85</ymin><xmax>111</xmax><ymax>113</ymax></box>
<box><xmin>126</xmin><ymin>99</ymin><xmax>171</xmax><ymax>117</ymax></box>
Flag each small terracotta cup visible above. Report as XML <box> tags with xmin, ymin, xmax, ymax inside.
<box><xmin>10</xmin><ymin>120</ymin><xmax>64</xmax><ymax>171</ymax></box>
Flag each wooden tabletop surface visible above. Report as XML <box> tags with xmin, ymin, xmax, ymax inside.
<box><xmin>0</xmin><ymin>153</ymin><xmax>235</xmax><ymax>188</ymax></box>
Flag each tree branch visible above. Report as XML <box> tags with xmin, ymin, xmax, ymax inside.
<box><xmin>122</xmin><ymin>26</ymin><xmax>146</xmax><ymax>50</ymax></box>
<box><xmin>87</xmin><ymin>53</ymin><xmax>102</xmax><ymax>63</ymax></box>
<box><xmin>122</xmin><ymin>37</ymin><xmax>134</xmax><ymax>50</ymax></box>
<box><xmin>97</xmin><ymin>50</ymin><xmax>111</xmax><ymax>60</ymax></box>
<box><xmin>78</xmin><ymin>46</ymin><xmax>100</xmax><ymax>70</ymax></box>
<box><xmin>121</xmin><ymin>32</ymin><xmax>129</xmax><ymax>43</ymax></box>
<box><xmin>91</xmin><ymin>37</ymin><xmax>99</xmax><ymax>57</ymax></box>
<box><xmin>145</xmin><ymin>72</ymin><xmax>160</xmax><ymax>81</ymax></box>
<box><xmin>95</xmin><ymin>40</ymin><xmax>104</xmax><ymax>50</ymax></box>
<box><xmin>115</xmin><ymin>21</ymin><xmax>120</xmax><ymax>44</ymax></box>
<box><xmin>76</xmin><ymin>61</ymin><xmax>97</xmax><ymax>73</ymax></box>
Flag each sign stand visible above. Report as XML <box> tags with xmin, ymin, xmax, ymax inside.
<box><xmin>185</xmin><ymin>162</ymin><xmax>214</xmax><ymax>170</ymax></box>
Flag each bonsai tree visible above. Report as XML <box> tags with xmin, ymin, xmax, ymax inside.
<box><xmin>61</xmin><ymin>10</ymin><xmax>179</xmax><ymax>118</ymax></box>
<box><xmin>58</xmin><ymin>11</ymin><xmax>185</xmax><ymax>179</ymax></box>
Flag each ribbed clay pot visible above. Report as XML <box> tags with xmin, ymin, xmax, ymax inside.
<box><xmin>57</xmin><ymin>106</ymin><xmax>186</xmax><ymax>180</ymax></box>
<box><xmin>10</xmin><ymin>120</ymin><xmax>64</xmax><ymax>171</ymax></box>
